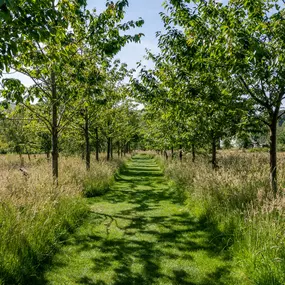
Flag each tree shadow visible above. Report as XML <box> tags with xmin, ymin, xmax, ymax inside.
<box><xmin>29</xmin><ymin>155</ymin><xmax>233</xmax><ymax>285</ymax></box>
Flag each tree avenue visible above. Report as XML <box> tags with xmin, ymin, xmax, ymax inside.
<box><xmin>133</xmin><ymin>0</ymin><xmax>285</xmax><ymax>196</ymax></box>
<box><xmin>1</xmin><ymin>1</ymin><xmax>285</xmax><ymax>284</ymax></box>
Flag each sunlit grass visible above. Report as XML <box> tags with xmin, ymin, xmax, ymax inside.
<box><xmin>0</xmin><ymin>154</ymin><xmax>122</xmax><ymax>284</ymax></box>
<box><xmin>43</xmin><ymin>154</ymin><xmax>235</xmax><ymax>285</ymax></box>
<box><xmin>165</xmin><ymin>150</ymin><xmax>285</xmax><ymax>285</ymax></box>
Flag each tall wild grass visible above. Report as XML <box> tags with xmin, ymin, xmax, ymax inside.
<box><xmin>165</xmin><ymin>151</ymin><xmax>285</xmax><ymax>285</ymax></box>
<box><xmin>0</xmin><ymin>154</ymin><xmax>122</xmax><ymax>284</ymax></box>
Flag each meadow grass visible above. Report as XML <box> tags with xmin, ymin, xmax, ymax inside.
<box><xmin>42</xmin><ymin>154</ymin><xmax>235</xmax><ymax>285</ymax></box>
<box><xmin>165</xmin><ymin>151</ymin><xmax>285</xmax><ymax>285</ymax></box>
<box><xmin>0</xmin><ymin>154</ymin><xmax>122</xmax><ymax>285</ymax></box>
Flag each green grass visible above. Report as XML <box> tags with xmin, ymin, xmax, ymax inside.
<box><xmin>165</xmin><ymin>152</ymin><xmax>285</xmax><ymax>285</ymax></box>
<box><xmin>0</xmin><ymin>156</ymin><xmax>122</xmax><ymax>285</ymax></box>
<box><xmin>39</xmin><ymin>154</ymin><xmax>235</xmax><ymax>284</ymax></box>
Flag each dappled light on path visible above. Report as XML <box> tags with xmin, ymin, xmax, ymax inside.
<box><xmin>41</xmin><ymin>155</ymin><xmax>233</xmax><ymax>285</ymax></box>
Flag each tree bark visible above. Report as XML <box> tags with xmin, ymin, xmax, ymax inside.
<box><xmin>110</xmin><ymin>137</ymin><xmax>113</xmax><ymax>159</ymax></box>
<box><xmin>95</xmin><ymin>127</ymin><xmax>99</xmax><ymax>161</ymax></box>
<box><xmin>124</xmin><ymin>143</ymin><xmax>127</xmax><ymax>156</ymax></box>
<box><xmin>107</xmin><ymin>137</ymin><xmax>111</xmax><ymax>161</ymax></box>
<box><xmin>192</xmin><ymin>144</ymin><xmax>196</xmax><ymax>163</ymax></box>
<box><xmin>171</xmin><ymin>146</ymin><xmax>174</xmax><ymax>159</ymax></box>
<box><xmin>270</xmin><ymin>116</ymin><xmax>278</xmax><ymax>197</ymax></box>
<box><xmin>164</xmin><ymin>150</ymin><xmax>168</xmax><ymax>160</ymax></box>
<box><xmin>51</xmin><ymin>71</ymin><xmax>59</xmax><ymax>184</ymax></box>
<box><xmin>179</xmin><ymin>145</ymin><xmax>183</xmax><ymax>162</ymax></box>
<box><xmin>19</xmin><ymin>153</ymin><xmax>24</xmax><ymax>167</ymax></box>
<box><xmin>85</xmin><ymin>109</ymin><xmax>90</xmax><ymax>171</ymax></box>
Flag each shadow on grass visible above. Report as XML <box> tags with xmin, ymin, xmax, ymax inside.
<box><xmin>28</xmin><ymin>155</ymin><xmax>233</xmax><ymax>285</ymax></box>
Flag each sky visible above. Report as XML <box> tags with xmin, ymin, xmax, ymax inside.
<box><xmin>87</xmin><ymin>0</ymin><xmax>165</xmax><ymax>70</ymax></box>
<box><xmin>4</xmin><ymin>0</ymin><xmax>165</xmax><ymax>86</ymax></box>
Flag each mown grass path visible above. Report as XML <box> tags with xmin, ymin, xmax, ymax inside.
<box><xmin>42</xmin><ymin>154</ymin><xmax>232</xmax><ymax>284</ymax></box>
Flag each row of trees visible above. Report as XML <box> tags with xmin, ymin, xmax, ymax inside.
<box><xmin>134</xmin><ymin>0</ymin><xmax>285</xmax><ymax>196</ymax></box>
<box><xmin>0</xmin><ymin>99</ymin><xmax>141</xmax><ymax>162</ymax></box>
<box><xmin>0</xmin><ymin>0</ymin><xmax>143</xmax><ymax>182</ymax></box>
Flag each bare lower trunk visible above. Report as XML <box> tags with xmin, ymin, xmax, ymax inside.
<box><xmin>85</xmin><ymin>109</ymin><xmax>90</xmax><ymax>171</ymax></box>
<box><xmin>95</xmin><ymin>127</ymin><xmax>99</xmax><ymax>161</ymax></box>
<box><xmin>192</xmin><ymin>144</ymin><xmax>195</xmax><ymax>163</ymax></box>
<box><xmin>51</xmin><ymin>71</ymin><xmax>58</xmax><ymax>184</ymax></box>
<box><xmin>179</xmin><ymin>145</ymin><xmax>182</xmax><ymax>162</ymax></box>
<box><xmin>270</xmin><ymin>118</ymin><xmax>278</xmax><ymax>197</ymax></box>
<box><xmin>110</xmin><ymin>138</ymin><xmax>113</xmax><ymax>159</ymax></box>
<box><xmin>107</xmin><ymin>137</ymin><xmax>111</xmax><ymax>161</ymax></box>
<box><xmin>171</xmin><ymin>147</ymin><xmax>174</xmax><ymax>159</ymax></box>
<box><xmin>117</xmin><ymin>142</ymin><xmax>120</xmax><ymax>157</ymax></box>
<box><xmin>19</xmin><ymin>153</ymin><xmax>24</xmax><ymax>167</ymax></box>
<box><xmin>124</xmin><ymin>144</ymin><xmax>127</xmax><ymax>156</ymax></box>
<box><xmin>164</xmin><ymin>150</ymin><xmax>168</xmax><ymax>160</ymax></box>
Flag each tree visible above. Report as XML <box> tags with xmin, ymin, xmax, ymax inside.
<box><xmin>1</xmin><ymin>0</ymin><xmax>144</xmax><ymax>180</ymax></box>
<box><xmin>159</xmin><ymin>0</ymin><xmax>285</xmax><ymax>195</ymax></box>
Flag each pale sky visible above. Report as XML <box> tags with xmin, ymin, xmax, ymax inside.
<box><xmin>87</xmin><ymin>0</ymin><xmax>164</xmax><ymax>70</ymax></box>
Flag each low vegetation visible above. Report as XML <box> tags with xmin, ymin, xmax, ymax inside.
<box><xmin>0</xmin><ymin>154</ymin><xmax>122</xmax><ymax>285</ymax></box>
<box><xmin>165</xmin><ymin>151</ymin><xmax>285</xmax><ymax>285</ymax></box>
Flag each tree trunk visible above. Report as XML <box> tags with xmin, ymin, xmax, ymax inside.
<box><xmin>85</xmin><ymin>109</ymin><xmax>90</xmax><ymax>171</ymax></box>
<box><xmin>110</xmin><ymin>138</ymin><xmax>113</xmax><ymax>159</ymax></box>
<box><xmin>27</xmin><ymin>151</ymin><xmax>31</xmax><ymax>161</ymax></box>
<box><xmin>19</xmin><ymin>153</ymin><xmax>24</xmax><ymax>167</ymax></box>
<box><xmin>47</xmin><ymin>152</ymin><xmax>50</xmax><ymax>160</ymax></box>
<box><xmin>171</xmin><ymin>146</ymin><xmax>174</xmax><ymax>159</ymax></box>
<box><xmin>179</xmin><ymin>145</ymin><xmax>182</xmax><ymax>162</ymax></box>
<box><xmin>51</xmin><ymin>71</ymin><xmax>59</xmax><ymax>184</ymax></box>
<box><xmin>212</xmin><ymin>137</ymin><xmax>217</xmax><ymax>170</ymax></box>
<box><xmin>117</xmin><ymin>142</ymin><xmax>120</xmax><ymax>157</ymax></box>
<box><xmin>95</xmin><ymin>127</ymin><xmax>99</xmax><ymax>161</ymax></box>
<box><xmin>124</xmin><ymin>143</ymin><xmax>127</xmax><ymax>156</ymax></box>
<box><xmin>107</xmin><ymin>137</ymin><xmax>111</xmax><ymax>161</ymax></box>
<box><xmin>164</xmin><ymin>150</ymin><xmax>168</xmax><ymax>160</ymax></box>
<box><xmin>192</xmin><ymin>144</ymin><xmax>196</xmax><ymax>163</ymax></box>
<box><xmin>270</xmin><ymin>116</ymin><xmax>278</xmax><ymax>197</ymax></box>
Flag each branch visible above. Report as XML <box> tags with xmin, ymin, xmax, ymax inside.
<box><xmin>57</xmin><ymin>102</ymin><xmax>84</xmax><ymax>133</ymax></box>
<box><xmin>278</xmin><ymin>110</ymin><xmax>285</xmax><ymax>119</ymax></box>
<box><xmin>260</xmin><ymin>79</ymin><xmax>270</xmax><ymax>107</ymax></box>
<box><xmin>21</xmin><ymin>102</ymin><xmax>52</xmax><ymax>132</ymax></box>
<box><xmin>13</xmin><ymin>67</ymin><xmax>51</xmax><ymax>98</ymax></box>
<box><xmin>239</xmin><ymin>76</ymin><xmax>270</xmax><ymax>109</ymax></box>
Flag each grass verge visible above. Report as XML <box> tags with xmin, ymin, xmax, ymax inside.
<box><xmin>165</xmin><ymin>151</ymin><xmax>285</xmax><ymax>284</ymax></box>
<box><xmin>0</xmin><ymin>155</ymin><xmax>123</xmax><ymax>284</ymax></box>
